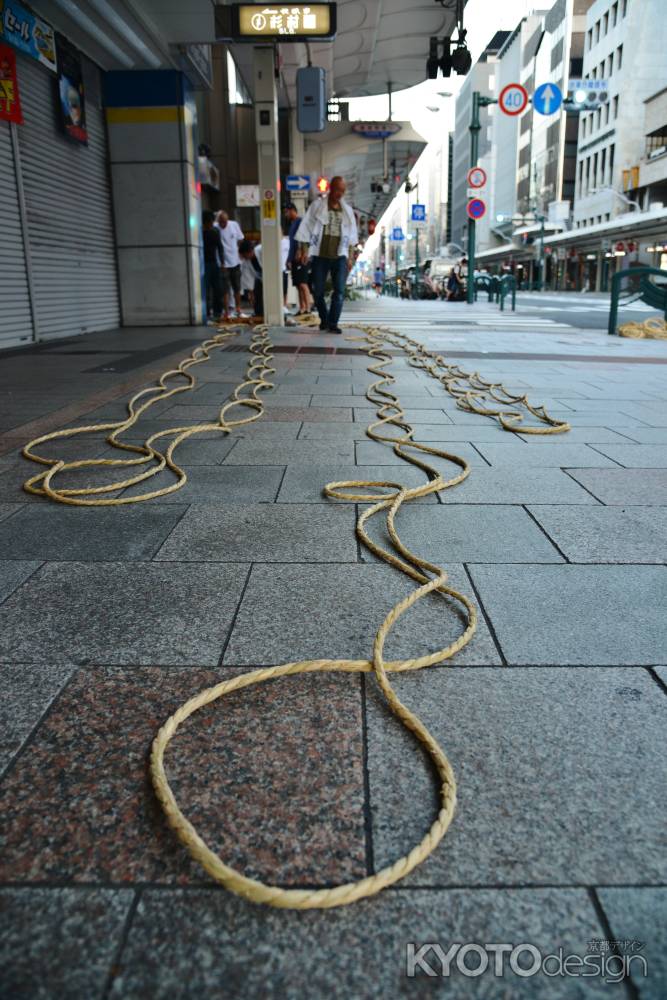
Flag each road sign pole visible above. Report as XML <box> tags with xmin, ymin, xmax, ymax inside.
<box><xmin>538</xmin><ymin>215</ymin><xmax>545</xmax><ymax>292</ymax></box>
<box><xmin>414</xmin><ymin>228</ymin><xmax>420</xmax><ymax>299</ymax></box>
<box><xmin>467</xmin><ymin>92</ymin><xmax>481</xmax><ymax>305</ymax></box>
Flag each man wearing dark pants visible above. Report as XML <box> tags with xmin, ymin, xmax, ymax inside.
<box><xmin>295</xmin><ymin>176</ymin><xmax>358</xmax><ymax>334</ymax></box>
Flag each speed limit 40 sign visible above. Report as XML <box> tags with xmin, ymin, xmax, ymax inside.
<box><xmin>499</xmin><ymin>83</ymin><xmax>528</xmax><ymax>116</ymax></box>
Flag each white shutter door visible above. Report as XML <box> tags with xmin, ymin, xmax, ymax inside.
<box><xmin>16</xmin><ymin>52</ymin><xmax>119</xmax><ymax>341</ymax></box>
<box><xmin>0</xmin><ymin>120</ymin><xmax>33</xmax><ymax>348</ymax></box>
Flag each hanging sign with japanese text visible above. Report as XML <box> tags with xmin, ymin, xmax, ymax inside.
<box><xmin>0</xmin><ymin>42</ymin><xmax>22</xmax><ymax>122</ymax></box>
<box><xmin>0</xmin><ymin>0</ymin><xmax>56</xmax><ymax>72</ymax></box>
<box><xmin>231</xmin><ymin>4</ymin><xmax>337</xmax><ymax>40</ymax></box>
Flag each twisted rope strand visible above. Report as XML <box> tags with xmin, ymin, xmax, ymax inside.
<box><xmin>149</xmin><ymin>322</ymin><xmax>569</xmax><ymax>909</ymax></box>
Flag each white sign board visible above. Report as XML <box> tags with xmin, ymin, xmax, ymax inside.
<box><xmin>236</xmin><ymin>185</ymin><xmax>260</xmax><ymax>207</ymax></box>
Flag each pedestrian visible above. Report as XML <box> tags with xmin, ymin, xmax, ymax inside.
<box><xmin>285</xmin><ymin>202</ymin><xmax>312</xmax><ymax>315</ymax></box>
<box><xmin>202</xmin><ymin>209</ymin><xmax>224</xmax><ymax>322</ymax></box>
<box><xmin>215</xmin><ymin>210</ymin><xmax>244</xmax><ymax>318</ymax></box>
<box><xmin>238</xmin><ymin>239</ymin><xmax>264</xmax><ymax>318</ymax></box>
<box><xmin>373</xmin><ymin>265</ymin><xmax>384</xmax><ymax>297</ymax></box>
<box><xmin>294</xmin><ymin>175</ymin><xmax>358</xmax><ymax>334</ymax></box>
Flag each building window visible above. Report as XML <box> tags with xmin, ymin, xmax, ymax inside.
<box><xmin>607</xmin><ymin>55</ymin><xmax>613</xmax><ymax>77</ymax></box>
<box><xmin>605</xmin><ymin>102</ymin><xmax>610</xmax><ymax>124</ymax></box>
<box><xmin>613</xmin><ymin>95</ymin><xmax>619</xmax><ymax>119</ymax></box>
<box><xmin>596</xmin><ymin>107</ymin><xmax>602</xmax><ymax>130</ymax></box>
<box><xmin>585</xmin><ymin>156</ymin><xmax>591</xmax><ymax>194</ymax></box>
<box><xmin>646</xmin><ymin>127</ymin><xmax>667</xmax><ymax>159</ymax></box>
<box><xmin>612</xmin><ymin>2</ymin><xmax>618</xmax><ymax>27</ymax></box>
<box><xmin>582</xmin><ymin>116</ymin><xmax>587</xmax><ymax>138</ymax></box>
<box><xmin>578</xmin><ymin>159</ymin><xmax>584</xmax><ymax>196</ymax></box>
<box><xmin>587</xmin><ymin>28</ymin><xmax>593</xmax><ymax>49</ymax></box>
<box><xmin>622</xmin><ymin>0</ymin><xmax>627</xmax><ymax>16</ymax></box>
<box><xmin>595</xmin><ymin>20</ymin><xmax>600</xmax><ymax>43</ymax></box>
<box><xmin>592</xmin><ymin>65</ymin><xmax>597</xmax><ymax>79</ymax></box>
<box><xmin>597</xmin><ymin>215</ymin><xmax>602</xmax><ymax>224</ymax></box>
<box><xmin>608</xmin><ymin>143</ymin><xmax>615</xmax><ymax>184</ymax></box>
<box><xmin>593</xmin><ymin>152</ymin><xmax>599</xmax><ymax>187</ymax></box>
<box><xmin>600</xmin><ymin>147</ymin><xmax>607</xmax><ymax>185</ymax></box>
<box><xmin>617</xmin><ymin>44</ymin><xmax>623</xmax><ymax>70</ymax></box>
<box><xmin>603</xmin><ymin>13</ymin><xmax>609</xmax><ymax>35</ymax></box>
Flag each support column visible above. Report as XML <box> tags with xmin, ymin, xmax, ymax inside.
<box><xmin>289</xmin><ymin>109</ymin><xmax>308</xmax><ymax>219</ymax></box>
<box><xmin>253</xmin><ymin>46</ymin><xmax>283</xmax><ymax>326</ymax></box>
<box><xmin>104</xmin><ymin>70</ymin><xmax>203</xmax><ymax>327</ymax></box>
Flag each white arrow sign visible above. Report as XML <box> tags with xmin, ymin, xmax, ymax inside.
<box><xmin>542</xmin><ymin>85</ymin><xmax>556</xmax><ymax>113</ymax></box>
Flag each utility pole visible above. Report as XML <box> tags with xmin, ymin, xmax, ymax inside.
<box><xmin>467</xmin><ymin>91</ymin><xmax>496</xmax><ymax>304</ymax></box>
<box><xmin>537</xmin><ymin>212</ymin><xmax>545</xmax><ymax>292</ymax></box>
<box><xmin>414</xmin><ymin>227</ymin><xmax>420</xmax><ymax>300</ymax></box>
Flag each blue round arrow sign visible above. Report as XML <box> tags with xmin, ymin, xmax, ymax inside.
<box><xmin>533</xmin><ymin>82</ymin><xmax>563</xmax><ymax>116</ymax></box>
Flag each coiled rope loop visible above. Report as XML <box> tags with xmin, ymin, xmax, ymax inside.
<box><xmin>618</xmin><ymin>317</ymin><xmax>667</xmax><ymax>339</ymax></box>
<box><xmin>150</xmin><ymin>322</ymin><xmax>570</xmax><ymax>909</ymax></box>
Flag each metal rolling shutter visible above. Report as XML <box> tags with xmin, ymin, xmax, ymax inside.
<box><xmin>0</xmin><ymin>121</ymin><xmax>33</xmax><ymax>348</ymax></box>
<box><xmin>16</xmin><ymin>51</ymin><xmax>119</xmax><ymax>341</ymax></box>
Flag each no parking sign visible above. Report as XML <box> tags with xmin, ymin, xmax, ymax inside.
<box><xmin>467</xmin><ymin>198</ymin><xmax>486</xmax><ymax>221</ymax></box>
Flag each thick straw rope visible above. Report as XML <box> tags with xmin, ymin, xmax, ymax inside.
<box><xmin>22</xmin><ymin>326</ymin><xmax>276</xmax><ymax>505</ymax></box>
<box><xmin>149</xmin><ymin>323</ymin><xmax>570</xmax><ymax>909</ymax></box>
<box><xmin>21</xmin><ymin>319</ymin><xmax>570</xmax><ymax>908</ymax></box>
<box><xmin>618</xmin><ymin>316</ymin><xmax>667</xmax><ymax>339</ymax></box>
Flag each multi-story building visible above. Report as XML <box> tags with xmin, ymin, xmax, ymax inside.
<box><xmin>450</xmin><ymin>32</ymin><xmax>509</xmax><ymax>250</ymax></box>
<box><xmin>574</xmin><ymin>0</ymin><xmax>667</xmax><ymax>226</ymax></box>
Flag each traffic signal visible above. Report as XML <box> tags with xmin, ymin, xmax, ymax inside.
<box><xmin>566</xmin><ymin>79</ymin><xmax>609</xmax><ymax>111</ymax></box>
<box><xmin>316</xmin><ymin>176</ymin><xmax>329</xmax><ymax>194</ymax></box>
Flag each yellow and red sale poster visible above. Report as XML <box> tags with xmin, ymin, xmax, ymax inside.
<box><xmin>0</xmin><ymin>42</ymin><xmax>23</xmax><ymax>123</ymax></box>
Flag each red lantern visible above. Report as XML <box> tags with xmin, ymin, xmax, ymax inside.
<box><xmin>368</xmin><ymin>218</ymin><xmax>376</xmax><ymax>236</ymax></box>
<box><xmin>615</xmin><ymin>241</ymin><xmax>625</xmax><ymax>252</ymax></box>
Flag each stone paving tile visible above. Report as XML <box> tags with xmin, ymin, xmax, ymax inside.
<box><xmin>0</xmin><ymin>667</ymin><xmax>366</xmax><ymax>886</ymax></box>
<box><xmin>0</xmin><ymin>562</ymin><xmax>249</xmax><ymax>666</ymax></box>
<box><xmin>155</xmin><ymin>504</ymin><xmax>357</xmax><ymax>563</ymax></box>
<box><xmin>277</xmin><ymin>465</ymin><xmax>438</xmax><ymax>503</ymax></box>
<box><xmin>437</xmin><ymin>468</ymin><xmax>600</xmax><ymax>504</ymax></box>
<box><xmin>598</xmin><ymin>888</ymin><xmax>666</xmax><ymax>1000</ymax></box>
<box><xmin>0</xmin><ymin>560</ymin><xmax>40</xmax><ymax>604</ymax></box>
<box><xmin>355</xmin><ymin>440</ymin><xmax>486</xmax><ymax>469</ymax></box>
<box><xmin>121</xmin><ymin>465</ymin><xmax>284</xmax><ymax>504</ymax></box>
<box><xmin>0</xmin><ymin>502</ymin><xmax>21</xmax><ymax>523</ymax></box>
<box><xmin>0</xmin><ymin>663</ymin><xmax>73</xmax><ymax>776</ymax></box>
<box><xmin>260</xmin><ymin>406</ymin><xmax>352</xmax><ymax>422</ymax></box>
<box><xmin>472</xmin><ymin>442</ymin><xmax>619</xmax><ymax>468</ymax></box>
<box><xmin>0</xmin><ymin>887</ymin><xmax>133</xmax><ymax>1000</ymax></box>
<box><xmin>617</xmin><ymin>427</ymin><xmax>667</xmax><ymax>444</ymax></box>
<box><xmin>355</xmin><ymin>406</ymin><xmax>453</xmax><ymax>425</ymax></box>
<box><xmin>468</xmin><ymin>564</ymin><xmax>667</xmax><ymax>664</ymax></box>
<box><xmin>232</xmin><ymin>421</ymin><xmax>302</xmax><ymax>439</ymax></box>
<box><xmin>223</xmin><ymin>563</ymin><xmax>500</xmax><ymax>666</ymax></box>
<box><xmin>528</xmin><ymin>505</ymin><xmax>667</xmax><ymax>563</ymax></box>
<box><xmin>515</xmin><ymin>426</ymin><xmax>637</xmax><ymax>443</ymax></box>
<box><xmin>362</xmin><ymin>504</ymin><xmax>562</xmax><ymax>565</ymax></box>
<box><xmin>0</xmin><ymin>462</ymin><xmax>125</xmax><ymax>503</ymax></box>
<box><xmin>566</xmin><ymin>468</ymin><xmax>667</xmax><ymax>505</ymax></box>
<box><xmin>367</xmin><ymin>667</ymin><xmax>666</xmax><ymax>887</ymax></box>
<box><xmin>224</xmin><ymin>440</ymin><xmax>354</xmax><ymax>466</ymax></box>
<box><xmin>0</xmin><ymin>505</ymin><xmax>188</xmax><ymax>561</ymax></box>
<box><xmin>588</xmin><ymin>444</ymin><xmax>667</xmax><ymax>468</ymax></box>
<box><xmin>316</xmin><ymin>394</ymin><xmax>451</xmax><ymax>410</ymax></box>
<box><xmin>108</xmin><ymin>887</ymin><xmax>607</xmax><ymax>999</ymax></box>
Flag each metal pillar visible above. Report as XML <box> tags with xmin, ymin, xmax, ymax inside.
<box><xmin>466</xmin><ymin>91</ymin><xmax>481</xmax><ymax>305</ymax></box>
<box><xmin>537</xmin><ymin>214</ymin><xmax>545</xmax><ymax>292</ymax></box>
<box><xmin>414</xmin><ymin>227</ymin><xmax>420</xmax><ymax>299</ymax></box>
<box><xmin>253</xmin><ymin>46</ymin><xmax>283</xmax><ymax>326</ymax></box>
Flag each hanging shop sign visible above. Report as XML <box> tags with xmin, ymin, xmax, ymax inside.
<box><xmin>0</xmin><ymin>42</ymin><xmax>21</xmax><ymax>122</ymax></box>
<box><xmin>229</xmin><ymin>4</ymin><xmax>337</xmax><ymax>40</ymax></box>
<box><xmin>56</xmin><ymin>33</ymin><xmax>87</xmax><ymax>144</ymax></box>
<box><xmin>0</xmin><ymin>0</ymin><xmax>56</xmax><ymax>72</ymax></box>
<box><xmin>351</xmin><ymin>121</ymin><xmax>401</xmax><ymax>140</ymax></box>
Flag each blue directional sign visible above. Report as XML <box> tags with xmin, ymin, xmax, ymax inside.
<box><xmin>411</xmin><ymin>203</ymin><xmax>426</xmax><ymax>222</ymax></box>
<box><xmin>391</xmin><ymin>227</ymin><xmax>405</xmax><ymax>241</ymax></box>
<box><xmin>285</xmin><ymin>174</ymin><xmax>310</xmax><ymax>191</ymax></box>
<box><xmin>533</xmin><ymin>82</ymin><xmax>563</xmax><ymax>116</ymax></box>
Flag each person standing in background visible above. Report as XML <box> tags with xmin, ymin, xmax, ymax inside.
<box><xmin>295</xmin><ymin>176</ymin><xmax>358</xmax><ymax>334</ymax></box>
<box><xmin>202</xmin><ymin>210</ymin><xmax>224</xmax><ymax>322</ymax></box>
<box><xmin>215</xmin><ymin>210</ymin><xmax>244</xmax><ymax>319</ymax></box>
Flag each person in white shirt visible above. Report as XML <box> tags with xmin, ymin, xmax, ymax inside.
<box><xmin>238</xmin><ymin>237</ymin><xmax>290</xmax><ymax>320</ymax></box>
<box><xmin>215</xmin><ymin>211</ymin><xmax>244</xmax><ymax>318</ymax></box>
